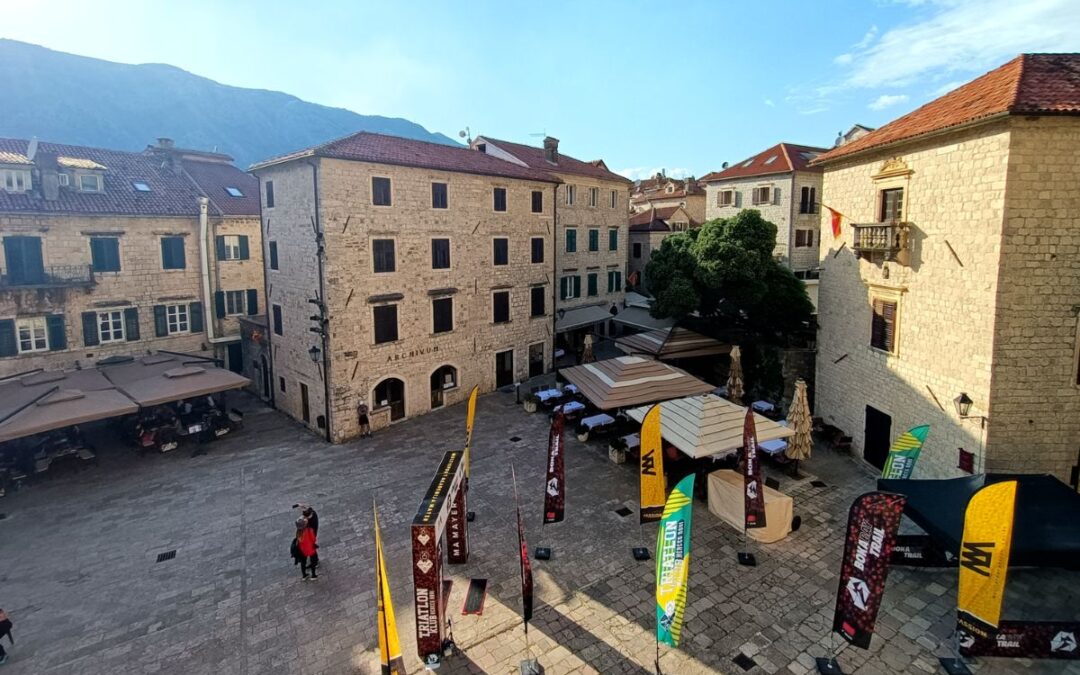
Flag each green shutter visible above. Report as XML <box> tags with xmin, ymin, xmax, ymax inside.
<box><xmin>587</xmin><ymin>273</ymin><xmax>598</xmax><ymax>296</ymax></box>
<box><xmin>215</xmin><ymin>291</ymin><xmax>226</xmax><ymax>319</ymax></box>
<box><xmin>82</xmin><ymin>311</ymin><xmax>99</xmax><ymax>346</ymax></box>
<box><xmin>246</xmin><ymin>289</ymin><xmax>258</xmax><ymax>315</ymax></box>
<box><xmin>589</xmin><ymin>229</ymin><xmax>598</xmax><ymax>251</ymax></box>
<box><xmin>190</xmin><ymin>302</ymin><xmax>204</xmax><ymax>332</ymax></box>
<box><xmin>238</xmin><ymin>236</ymin><xmax>250</xmax><ymax>260</ymax></box>
<box><xmin>573</xmin><ymin>276</ymin><xmax>581</xmax><ymax>297</ymax></box>
<box><xmin>161</xmin><ymin>238</ymin><xmax>171</xmax><ymax>268</ymax></box>
<box><xmin>609</xmin><ymin>229</ymin><xmax>618</xmax><ymax>251</ymax></box>
<box><xmin>566</xmin><ymin>229</ymin><xmax>576</xmax><ymax>252</ymax></box>
<box><xmin>124</xmin><ymin>307</ymin><xmax>140</xmax><ymax>341</ymax></box>
<box><xmin>46</xmin><ymin>315</ymin><xmax>66</xmax><ymax>351</ymax></box>
<box><xmin>560</xmin><ymin>277</ymin><xmax>568</xmax><ymax>300</ymax></box>
<box><xmin>215</xmin><ymin>235</ymin><xmax>227</xmax><ymax>260</ymax></box>
<box><xmin>269</xmin><ymin>241</ymin><xmax>279</xmax><ymax>269</ymax></box>
<box><xmin>0</xmin><ymin>319</ymin><xmax>16</xmax><ymax>357</ymax></box>
<box><xmin>153</xmin><ymin>305</ymin><xmax>168</xmax><ymax>337</ymax></box>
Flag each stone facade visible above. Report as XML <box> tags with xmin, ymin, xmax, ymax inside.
<box><xmin>629</xmin><ymin>229</ymin><xmax>673</xmax><ymax>287</ymax></box>
<box><xmin>815</xmin><ymin>116</ymin><xmax>1080</xmax><ymax>482</ymax></box>
<box><xmin>629</xmin><ymin>177</ymin><xmax>706</xmax><ymax>224</ymax></box>
<box><xmin>255</xmin><ymin>155</ymin><xmax>559</xmax><ymax>442</ymax></box>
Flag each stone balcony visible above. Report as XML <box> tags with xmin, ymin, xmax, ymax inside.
<box><xmin>0</xmin><ymin>264</ymin><xmax>96</xmax><ymax>290</ymax></box>
<box><xmin>851</xmin><ymin>222</ymin><xmax>911</xmax><ymax>263</ymax></box>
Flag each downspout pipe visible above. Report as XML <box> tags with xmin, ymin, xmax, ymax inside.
<box><xmin>307</xmin><ymin>160</ymin><xmax>332</xmax><ymax>442</ymax></box>
<box><xmin>552</xmin><ymin>182</ymin><xmax>559</xmax><ymax>374</ymax></box>
<box><xmin>198</xmin><ymin>197</ymin><xmax>233</xmax><ymax>345</ymax></box>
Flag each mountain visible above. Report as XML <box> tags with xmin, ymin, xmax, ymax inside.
<box><xmin>0</xmin><ymin>39</ymin><xmax>459</xmax><ymax>168</ymax></box>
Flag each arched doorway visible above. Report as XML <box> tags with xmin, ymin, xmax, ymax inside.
<box><xmin>430</xmin><ymin>365</ymin><xmax>457</xmax><ymax>409</ymax></box>
<box><xmin>374</xmin><ymin>377</ymin><xmax>406</xmax><ymax>422</ymax></box>
<box><xmin>259</xmin><ymin>355</ymin><xmax>271</xmax><ymax>401</ymax></box>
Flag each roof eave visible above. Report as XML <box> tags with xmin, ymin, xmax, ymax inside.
<box><xmin>702</xmin><ymin>168</ymin><xmax>795</xmax><ymax>183</ymax></box>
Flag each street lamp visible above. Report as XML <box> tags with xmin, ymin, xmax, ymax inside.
<box><xmin>953</xmin><ymin>392</ymin><xmax>973</xmax><ymax>418</ymax></box>
<box><xmin>308</xmin><ymin>345</ymin><xmax>321</xmax><ymax>364</ymax></box>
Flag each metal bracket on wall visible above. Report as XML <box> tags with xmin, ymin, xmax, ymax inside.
<box><xmin>351</xmin><ymin>362</ymin><xmax>359</xmax><ymax>381</ymax></box>
<box><xmin>925</xmin><ymin>385</ymin><xmax>946</xmax><ymax>412</ymax></box>
<box><xmin>832</xmin><ymin>242</ymin><xmax>847</xmax><ymax>258</ymax></box>
<box><xmin>832</xmin><ymin>353</ymin><xmax>848</xmax><ymax>364</ymax></box>
<box><xmin>344</xmin><ymin>288</ymin><xmax>354</xmax><ymax>308</ymax></box>
<box><xmin>943</xmin><ymin>239</ymin><xmax>964</xmax><ymax>267</ymax></box>
<box><xmin>264</xmin><ymin>217</ymin><xmax>271</xmax><ymax>234</ymax></box>
<box><xmin>471</xmin><ymin>220</ymin><xmax>481</xmax><ymax>234</ymax></box>
<box><xmin>341</xmin><ymin>215</ymin><xmax>351</xmax><ymax>234</ymax></box>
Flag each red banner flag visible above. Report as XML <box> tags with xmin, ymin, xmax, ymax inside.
<box><xmin>825</xmin><ymin>206</ymin><xmax>843</xmax><ymax>238</ymax></box>
<box><xmin>543</xmin><ymin>411</ymin><xmax>566</xmax><ymax>524</ymax></box>
<box><xmin>742</xmin><ymin>407</ymin><xmax>766</xmax><ymax>529</ymax></box>
<box><xmin>511</xmin><ymin>466</ymin><xmax>534</xmax><ymax>633</ymax></box>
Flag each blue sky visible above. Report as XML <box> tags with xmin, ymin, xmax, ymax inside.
<box><xmin>3</xmin><ymin>0</ymin><xmax>1079</xmax><ymax>178</ymax></box>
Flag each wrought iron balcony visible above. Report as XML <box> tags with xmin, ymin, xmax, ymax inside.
<box><xmin>0</xmin><ymin>264</ymin><xmax>96</xmax><ymax>289</ymax></box>
<box><xmin>851</xmin><ymin>222</ymin><xmax>910</xmax><ymax>259</ymax></box>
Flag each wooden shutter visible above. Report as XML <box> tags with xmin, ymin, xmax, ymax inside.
<box><xmin>238</xmin><ymin>236</ymin><xmax>250</xmax><ymax>260</ymax></box>
<box><xmin>190</xmin><ymin>302</ymin><xmax>203</xmax><ymax>332</ymax></box>
<box><xmin>573</xmin><ymin>276</ymin><xmax>581</xmax><ymax>297</ymax></box>
<box><xmin>82</xmin><ymin>311</ymin><xmax>99</xmax><ymax>346</ymax></box>
<box><xmin>246</xmin><ymin>289</ymin><xmax>258</xmax><ymax>315</ymax></box>
<box><xmin>870</xmin><ymin>299</ymin><xmax>885</xmax><ymax>350</ymax></box>
<box><xmin>215</xmin><ymin>235</ymin><xmax>227</xmax><ymax>260</ymax></box>
<box><xmin>46</xmin><ymin>314</ymin><xmax>66</xmax><ymax>351</ymax></box>
<box><xmin>882</xmin><ymin>301</ymin><xmax>897</xmax><ymax>352</ymax></box>
<box><xmin>153</xmin><ymin>305</ymin><xmax>168</xmax><ymax>337</ymax></box>
<box><xmin>215</xmin><ymin>291</ymin><xmax>226</xmax><ymax>319</ymax></box>
<box><xmin>123</xmin><ymin>307</ymin><xmax>140</xmax><ymax>341</ymax></box>
<box><xmin>772</xmin><ymin>187</ymin><xmax>781</xmax><ymax>205</ymax></box>
<box><xmin>269</xmin><ymin>241</ymin><xmax>279</xmax><ymax>270</ymax></box>
<box><xmin>0</xmin><ymin>319</ymin><xmax>16</xmax><ymax>357</ymax></box>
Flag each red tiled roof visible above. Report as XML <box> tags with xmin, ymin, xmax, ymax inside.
<box><xmin>701</xmin><ymin>143</ymin><xmax>826</xmax><ymax>182</ymax></box>
<box><xmin>476</xmin><ymin>136</ymin><xmax>631</xmax><ymax>184</ymax></box>
<box><xmin>629</xmin><ymin>205</ymin><xmax>695</xmax><ymax>232</ymax></box>
<box><xmin>815</xmin><ymin>53</ymin><xmax>1080</xmax><ymax>163</ymax></box>
<box><xmin>181</xmin><ymin>158</ymin><xmax>260</xmax><ymax>217</ymax></box>
<box><xmin>252</xmin><ymin>132</ymin><xmax>560</xmax><ymax>184</ymax></box>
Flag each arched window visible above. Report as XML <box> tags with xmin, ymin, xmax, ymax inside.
<box><xmin>374</xmin><ymin>377</ymin><xmax>405</xmax><ymax>421</ymax></box>
<box><xmin>430</xmin><ymin>365</ymin><xmax>457</xmax><ymax>409</ymax></box>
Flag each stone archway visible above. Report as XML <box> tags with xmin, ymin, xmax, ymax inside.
<box><xmin>374</xmin><ymin>377</ymin><xmax>406</xmax><ymax>421</ymax></box>
<box><xmin>429</xmin><ymin>364</ymin><xmax>457</xmax><ymax>409</ymax></box>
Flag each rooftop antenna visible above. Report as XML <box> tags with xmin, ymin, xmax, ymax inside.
<box><xmin>528</xmin><ymin>130</ymin><xmax>547</xmax><ymax>138</ymax></box>
<box><xmin>458</xmin><ymin>127</ymin><xmax>471</xmax><ymax>144</ymax></box>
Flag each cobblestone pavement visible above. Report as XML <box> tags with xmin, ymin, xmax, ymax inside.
<box><xmin>0</xmin><ymin>391</ymin><xmax>1076</xmax><ymax>675</ymax></box>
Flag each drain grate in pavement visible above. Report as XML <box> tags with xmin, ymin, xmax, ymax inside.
<box><xmin>614</xmin><ymin>506</ymin><xmax>633</xmax><ymax>518</ymax></box>
<box><xmin>0</xmin><ymin>513</ymin><xmax>6</xmax><ymax>520</ymax></box>
<box><xmin>510</xmin><ymin>436</ymin><xmax>522</xmax><ymax>442</ymax></box>
<box><xmin>733</xmin><ymin>653</ymin><xmax>756</xmax><ymax>671</ymax></box>
<box><xmin>811</xmin><ymin>480</ymin><xmax>827</xmax><ymax>488</ymax></box>
<box><xmin>156</xmin><ymin>550</ymin><xmax>177</xmax><ymax>563</ymax></box>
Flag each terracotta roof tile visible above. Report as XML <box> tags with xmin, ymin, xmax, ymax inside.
<box><xmin>181</xmin><ymin>158</ymin><xmax>260</xmax><ymax>217</ymax></box>
<box><xmin>701</xmin><ymin>143</ymin><xmax>826</xmax><ymax>182</ymax></box>
<box><xmin>815</xmin><ymin>53</ymin><xmax>1080</xmax><ymax>163</ymax></box>
<box><xmin>476</xmin><ymin>136</ymin><xmax>631</xmax><ymax>184</ymax></box>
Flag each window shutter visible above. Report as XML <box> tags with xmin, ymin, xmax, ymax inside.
<box><xmin>882</xmin><ymin>301</ymin><xmax>897</xmax><ymax>352</ymax></box>
<box><xmin>269</xmin><ymin>241</ymin><xmax>279</xmax><ymax>270</ymax></box>
<box><xmin>560</xmin><ymin>277</ymin><xmax>568</xmax><ymax>300</ymax></box>
<box><xmin>215</xmin><ymin>291</ymin><xmax>226</xmax><ymax>319</ymax></box>
<box><xmin>239</xmin><ymin>235</ymin><xmax>250</xmax><ymax>260</ymax></box>
<box><xmin>772</xmin><ymin>187</ymin><xmax>781</xmax><ymax>205</ymax></box>
<box><xmin>573</xmin><ymin>276</ymin><xmax>581</xmax><ymax>297</ymax></box>
<box><xmin>734</xmin><ymin>191</ymin><xmax>742</xmax><ymax>208</ymax></box>
<box><xmin>0</xmin><ymin>319</ymin><xmax>16</xmax><ymax>357</ymax></box>
<box><xmin>190</xmin><ymin>302</ymin><xmax>204</xmax><ymax>332</ymax></box>
<box><xmin>45</xmin><ymin>314</ymin><xmax>66</xmax><ymax>351</ymax></box>
<box><xmin>870</xmin><ymin>299</ymin><xmax>884</xmax><ymax>349</ymax></box>
<box><xmin>215</xmin><ymin>235</ymin><xmax>226</xmax><ymax>260</ymax></box>
<box><xmin>81</xmin><ymin>311</ymin><xmax>99</xmax><ymax>346</ymax></box>
<box><xmin>124</xmin><ymin>307</ymin><xmax>140</xmax><ymax>341</ymax></box>
<box><xmin>154</xmin><ymin>305</ymin><xmax>168</xmax><ymax>337</ymax></box>
<box><xmin>246</xmin><ymin>289</ymin><xmax>258</xmax><ymax>315</ymax></box>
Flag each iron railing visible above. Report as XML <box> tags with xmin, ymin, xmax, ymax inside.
<box><xmin>851</xmin><ymin>222</ymin><xmax>909</xmax><ymax>257</ymax></box>
<box><xmin>0</xmin><ymin>264</ymin><xmax>96</xmax><ymax>289</ymax></box>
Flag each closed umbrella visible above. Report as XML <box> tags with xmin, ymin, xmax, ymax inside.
<box><xmin>582</xmin><ymin>333</ymin><xmax>595</xmax><ymax>364</ymax></box>
<box><xmin>727</xmin><ymin>345</ymin><xmax>744</xmax><ymax>406</ymax></box>
<box><xmin>785</xmin><ymin>378</ymin><xmax>812</xmax><ymax>476</ymax></box>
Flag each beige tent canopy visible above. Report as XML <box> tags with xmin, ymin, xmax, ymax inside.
<box><xmin>616</xmin><ymin>326</ymin><xmax>730</xmax><ymax>360</ymax></box>
<box><xmin>625</xmin><ymin>394</ymin><xmax>794</xmax><ymax>459</ymax></box>
<box><xmin>560</xmin><ymin>356</ymin><xmax>714</xmax><ymax>410</ymax></box>
<box><xmin>99</xmin><ymin>354</ymin><xmax>249</xmax><ymax>406</ymax></box>
<box><xmin>0</xmin><ymin>369</ymin><xmax>137</xmax><ymax>443</ymax></box>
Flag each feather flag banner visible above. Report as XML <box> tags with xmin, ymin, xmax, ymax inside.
<box><xmin>639</xmin><ymin>405</ymin><xmax>666</xmax><ymax>524</ymax></box>
<box><xmin>881</xmin><ymin>425</ymin><xmax>930</xmax><ymax>480</ymax></box>
<box><xmin>463</xmin><ymin>385</ymin><xmax>478</xmax><ymax>479</ymax></box>
<box><xmin>374</xmin><ymin>507</ymin><xmax>406</xmax><ymax>675</ymax></box>
<box><xmin>656</xmin><ymin>474</ymin><xmax>695</xmax><ymax>647</ymax></box>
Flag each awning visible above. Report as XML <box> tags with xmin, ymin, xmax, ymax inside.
<box><xmin>100</xmin><ymin>354</ymin><xmax>249</xmax><ymax>406</ymax></box>
<box><xmin>0</xmin><ymin>388</ymin><xmax>137</xmax><ymax>443</ymax></box>
<box><xmin>625</xmin><ymin>394</ymin><xmax>794</xmax><ymax>459</ymax></box>
<box><xmin>560</xmin><ymin>356</ymin><xmax>714</xmax><ymax>410</ymax></box>
<box><xmin>556</xmin><ymin>305</ymin><xmax>613</xmax><ymax>332</ymax></box>
<box><xmin>611</xmin><ymin>307</ymin><xmax>674</xmax><ymax>332</ymax></box>
<box><xmin>616</xmin><ymin>326</ymin><xmax>729</xmax><ymax>359</ymax></box>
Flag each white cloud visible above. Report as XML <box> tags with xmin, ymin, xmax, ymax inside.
<box><xmin>853</xmin><ymin>25</ymin><xmax>879</xmax><ymax>49</ymax></box>
<box><xmin>617</xmin><ymin>167</ymin><xmax>692</xmax><ymax>181</ymax></box>
<box><xmin>868</xmin><ymin>94</ymin><xmax>910</xmax><ymax>110</ymax></box>
<box><xmin>764</xmin><ymin>98</ymin><xmax>775</xmax><ymax>107</ymax></box>
<box><xmin>834</xmin><ymin>53</ymin><xmax>854</xmax><ymax>65</ymax></box>
<box><xmin>932</xmin><ymin>80</ymin><xmax>965</xmax><ymax>96</ymax></box>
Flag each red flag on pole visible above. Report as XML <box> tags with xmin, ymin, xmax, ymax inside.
<box><xmin>742</xmin><ymin>408</ymin><xmax>767</xmax><ymax>529</ymax></box>
<box><xmin>825</xmin><ymin>206</ymin><xmax>843</xmax><ymax>238</ymax></box>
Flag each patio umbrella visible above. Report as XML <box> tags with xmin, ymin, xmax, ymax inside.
<box><xmin>726</xmin><ymin>345</ymin><xmax>744</xmax><ymax>405</ymax></box>
<box><xmin>785</xmin><ymin>378</ymin><xmax>812</xmax><ymax>476</ymax></box>
<box><xmin>582</xmin><ymin>333</ymin><xmax>595</xmax><ymax>364</ymax></box>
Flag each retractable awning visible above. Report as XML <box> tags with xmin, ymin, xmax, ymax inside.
<box><xmin>0</xmin><ymin>388</ymin><xmax>137</xmax><ymax>443</ymax></box>
<box><xmin>611</xmin><ymin>307</ymin><xmax>674</xmax><ymax>332</ymax></box>
<box><xmin>556</xmin><ymin>305</ymin><xmax>613</xmax><ymax>332</ymax></box>
<box><xmin>560</xmin><ymin>356</ymin><xmax>714</xmax><ymax>410</ymax></box>
<box><xmin>100</xmin><ymin>353</ymin><xmax>249</xmax><ymax>406</ymax></box>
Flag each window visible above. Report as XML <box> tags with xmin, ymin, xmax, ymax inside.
<box><xmin>492</xmin><ymin>291</ymin><xmax>510</xmax><ymax>323</ymax></box>
<box><xmin>752</xmin><ymin>186</ymin><xmax>772</xmax><ymax>205</ymax></box>
<box><xmin>373</xmin><ymin>239</ymin><xmax>396</xmax><ymax>273</ymax></box>
<box><xmin>90</xmin><ymin>237</ymin><xmax>121</xmax><ymax>272</ymax></box>
<box><xmin>133</xmin><ymin>182</ymin><xmax>151</xmax><ymax>192</ymax></box>
<box><xmin>225</xmin><ymin>186</ymin><xmax>244</xmax><ymax>198</ymax></box>
<box><xmin>795</xmin><ymin>230</ymin><xmax>815</xmax><ymax>248</ymax></box>
<box><xmin>432</xmin><ymin>182</ymin><xmax>448</xmax><ymax>209</ymax></box>
<box><xmin>160</xmin><ymin>236</ymin><xmax>186</xmax><ymax>270</ymax></box>
<box><xmin>272</xmin><ymin>304</ymin><xmax>283</xmax><ymax>335</ymax></box>
<box><xmin>587</xmin><ymin>229</ymin><xmax>599</xmax><ymax>252</ymax></box>
<box><xmin>610</xmin><ymin>190</ymin><xmax>618</xmax><ymax>209</ymax></box>
<box><xmin>633</xmin><ymin>242</ymin><xmax>642</xmax><ymax>259</ymax></box>
<box><xmin>279</xmin><ymin>376</ymin><xmax>286</xmax><ymax>393</ymax></box>
<box><xmin>607</xmin><ymin>270</ymin><xmax>623</xmax><ymax>293</ymax></box>
<box><xmin>587</xmin><ymin>273</ymin><xmax>598</xmax><ymax>296</ymax></box>
<box><xmin>608</xmin><ymin>229</ymin><xmax>618</xmax><ymax>251</ymax></box>
<box><xmin>98</xmin><ymin>310</ymin><xmax>125</xmax><ymax>343</ymax></box>
<box><xmin>493</xmin><ymin>187</ymin><xmax>507</xmax><ymax>212</ymax></box>
<box><xmin>77</xmin><ymin>174</ymin><xmax>102</xmax><ymax>192</ymax></box>
<box><xmin>870</xmin><ymin>298</ymin><xmax>897</xmax><ymax>353</ymax></box>
<box><xmin>531</xmin><ymin>237</ymin><xmax>544</xmax><ymax>264</ymax></box>
<box><xmin>2</xmin><ymin>169</ymin><xmax>31</xmax><ymax>193</ymax></box>
<box><xmin>764</xmin><ymin>155</ymin><xmax>778</xmax><ymax>165</ymax></box>
<box><xmin>218</xmin><ymin>234</ymin><xmax>249</xmax><ymax>261</ymax></box>
<box><xmin>531</xmin><ymin>286</ymin><xmax>546</xmax><ymax>317</ymax></box>
<box><xmin>264</xmin><ymin>180</ymin><xmax>275</xmax><ymax>208</ymax></box>
<box><xmin>431</xmin><ymin>238</ymin><xmax>451</xmax><ymax>269</ymax></box>
<box><xmin>166</xmin><ymin>304</ymin><xmax>189</xmax><ymax>333</ymax></box>
<box><xmin>531</xmin><ymin>190</ymin><xmax>543</xmax><ymax>213</ymax></box>
<box><xmin>560</xmin><ymin>275</ymin><xmax>581</xmax><ymax>300</ymax></box>
<box><xmin>588</xmin><ymin>187</ymin><xmax>598</xmax><ymax>207</ymax></box>
<box><xmin>433</xmin><ymin>297</ymin><xmax>453</xmax><ymax>334</ymax></box>
<box><xmin>799</xmin><ymin>186</ymin><xmax>818</xmax><ymax>214</ymax></box>
<box><xmin>565</xmin><ymin>229</ymin><xmax>577</xmax><ymax>253</ymax></box>
<box><xmin>16</xmin><ymin>317</ymin><xmax>48</xmax><ymax>353</ymax></box>
<box><xmin>58</xmin><ymin>173</ymin><xmax>69</xmax><ymax>187</ymax></box>
<box><xmin>269</xmin><ymin>241</ymin><xmax>279</xmax><ymax>270</ymax></box>
<box><xmin>717</xmin><ymin>189</ymin><xmax>735</xmax><ymax>207</ymax></box>
<box><xmin>373</xmin><ymin>304</ymin><xmax>398</xmax><ymax>343</ymax></box>
<box><xmin>671</xmin><ymin>222</ymin><xmax>689</xmax><ymax>232</ymax></box>
<box><xmin>566</xmin><ymin>185</ymin><xmax>576</xmax><ymax>205</ymax></box>
<box><xmin>225</xmin><ymin>290</ymin><xmax>246</xmax><ymax>316</ymax></box>
<box><xmin>372</xmin><ymin>177</ymin><xmax>392</xmax><ymax>206</ymax></box>
<box><xmin>880</xmin><ymin>188</ymin><xmax>904</xmax><ymax>222</ymax></box>
<box><xmin>493</xmin><ymin>238</ymin><xmax>509</xmax><ymax>266</ymax></box>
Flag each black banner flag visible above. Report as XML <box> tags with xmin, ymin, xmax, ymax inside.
<box><xmin>543</xmin><ymin>411</ymin><xmax>565</xmax><ymax>524</ymax></box>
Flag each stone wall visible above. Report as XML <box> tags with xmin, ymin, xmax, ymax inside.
<box><xmin>628</xmin><ymin>230</ymin><xmax>671</xmax><ymax>289</ymax></box>
<box><xmin>554</xmin><ymin>176</ymin><xmax>630</xmax><ymax>315</ymax></box>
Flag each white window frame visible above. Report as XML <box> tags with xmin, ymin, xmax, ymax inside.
<box><xmin>225</xmin><ymin>290</ymin><xmax>246</xmax><ymax>316</ymax></box>
<box><xmin>58</xmin><ymin>173</ymin><xmax>70</xmax><ymax>187</ymax></box>
<box><xmin>222</xmin><ymin>234</ymin><xmax>242</xmax><ymax>261</ymax></box>
<box><xmin>166</xmin><ymin>304</ymin><xmax>189</xmax><ymax>334</ymax></box>
<box><xmin>98</xmin><ymin>310</ymin><xmax>125</xmax><ymax>343</ymax></box>
<box><xmin>717</xmin><ymin>189</ymin><xmax>734</xmax><ymax>207</ymax></box>
<box><xmin>78</xmin><ymin>173</ymin><xmax>103</xmax><ymax>193</ymax></box>
<box><xmin>561</xmin><ymin>275</ymin><xmax>579</xmax><ymax>300</ymax></box>
<box><xmin>2</xmin><ymin>169</ymin><xmax>31</xmax><ymax>193</ymax></box>
<box><xmin>588</xmin><ymin>187</ymin><xmax>599</xmax><ymax>207</ymax></box>
<box><xmin>566</xmin><ymin>184</ymin><xmax>576</xmax><ymax>206</ymax></box>
<box><xmin>610</xmin><ymin>190</ymin><xmax>618</xmax><ymax>209</ymax></box>
<box><xmin>16</xmin><ymin>317</ymin><xmax>48</xmax><ymax>353</ymax></box>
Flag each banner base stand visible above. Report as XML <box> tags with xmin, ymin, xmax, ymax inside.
<box><xmin>534</xmin><ymin>546</ymin><xmax>552</xmax><ymax>560</ymax></box>
<box><xmin>631</xmin><ymin>546</ymin><xmax>650</xmax><ymax>561</ymax></box>
<box><xmin>737</xmin><ymin>551</ymin><xmax>757</xmax><ymax>566</ymax></box>
<box><xmin>814</xmin><ymin>657</ymin><xmax>844</xmax><ymax>675</ymax></box>
<box><xmin>519</xmin><ymin>659</ymin><xmax>543</xmax><ymax>674</ymax></box>
<box><xmin>938</xmin><ymin>658</ymin><xmax>972</xmax><ymax>675</ymax></box>
<box><xmin>467</xmin><ymin>511</ymin><xmax>476</xmax><ymax>522</ymax></box>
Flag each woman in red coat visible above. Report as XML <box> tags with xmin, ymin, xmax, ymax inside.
<box><xmin>294</xmin><ymin>517</ymin><xmax>319</xmax><ymax>580</ymax></box>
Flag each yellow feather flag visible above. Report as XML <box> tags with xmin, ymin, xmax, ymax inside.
<box><xmin>463</xmin><ymin>385</ymin><xmax>479</xmax><ymax>479</ymax></box>
<box><xmin>374</xmin><ymin>506</ymin><xmax>406</xmax><ymax>675</ymax></box>
<box><xmin>957</xmin><ymin>481</ymin><xmax>1017</xmax><ymax>639</ymax></box>
<box><xmin>639</xmin><ymin>405</ymin><xmax>667</xmax><ymax>524</ymax></box>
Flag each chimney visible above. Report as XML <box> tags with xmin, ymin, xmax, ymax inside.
<box><xmin>34</xmin><ymin>150</ymin><xmax>61</xmax><ymax>201</ymax></box>
<box><xmin>543</xmin><ymin>136</ymin><xmax>559</xmax><ymax>164</ymax></box>
<box><xmin>157</xmin><ymin>137</ymin><xmax>175</xmax><ymax>150</ymax></box>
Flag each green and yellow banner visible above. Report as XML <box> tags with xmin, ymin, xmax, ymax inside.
<box><xmin>957</xmin><ymin>480</ymin><xmax>1016</xmax><ymax>638</ymax></box>
<box><xmin>374</xmin><ymin>506</ymin><xmax>405</xmax><ymax>675</ymax></box>
<box><xmin>881</xmin><ymin>425</ymin><xmax>930</xmax><ymax>480</ymax></box>
<box><xmin>463</xmin><ymin>385</ymin><xmax>478</xmax><ymax>479</ymax></box>
<box><xmin>656</xmin><ymin>473</ymin><xmax>694</xmax><ymax>647</ymax></box>
<box><xmin>639</xmin><ymin>405</ymin><xmax>666</xmax><ymax>524</ymax></box>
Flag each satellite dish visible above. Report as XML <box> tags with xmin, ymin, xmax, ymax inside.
<box><xmin>721</xmin><ymin>162</ymin><xmax>729</xmax><ymax>169</ymax></box>
<box><xmin>458</xmin><ymin>130</ymin><xmax>467</xmax><ymax>138</ymax></box>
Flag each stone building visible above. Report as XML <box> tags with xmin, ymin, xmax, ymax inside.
<box><xmin>629</xmin><ymin>174</ymin><xmax>706</xmax><ymax>224</ymax></box>
<box><xmin>813</xmin><ymin>53</ymin><xmax>1080</xmax><ymax>483</ymax></box>
<box><xmin>251</xmin><ymin>132</ymin><xmax>560</xmax><ymax>441</ymax></box>
<box><xmin>627</xmin><ymin>205</ymin><xmax>698</xmax><ymax>290</ymax></box>
<box><xmin>0</xmin><ymin>137</ymin><xmax>262</xmax><ymax>375</ymax></box>
<box><xmin>471</xmin><ymin>136</ymin><xmax>631</xmax><ymax>355</ymax></box>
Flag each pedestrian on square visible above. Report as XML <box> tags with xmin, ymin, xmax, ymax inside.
<box><xmin>293</xmin><ymin>517</ymin><xmax>319</xmax><ymax>581</ymax></box>
<box><xmin>292</xmin><ymin>503</ymin><xmax>319</xmax><ymax>538</ymax></box>
<box><xmin>357</xmin><ymin>401</ymin><xmax>371</xmax><ymax>438</ymax></box>
<box><xmin>0</xmin><ymin>608</ymin><xmax>13</xmax><ymax>665</ymax></box>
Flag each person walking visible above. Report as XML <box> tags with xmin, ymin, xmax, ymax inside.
<box><xmin>292</xmin><ymin>503</ymin><xmax>319</xmax><ymax>538</ymax></box>
<box><xmin>357</xmin><ymin>401</ymin><xmax>371</xmax><ymax>438</ymax></box>
<box><xmin>293</xmin><ymin>517</ymin><xmax>319</xmax><ymax>581</ymax></box>
<box><xmin>0</xmin><ymin>608</ymin><xmax>13</xmax><ymax>665</ymax></box>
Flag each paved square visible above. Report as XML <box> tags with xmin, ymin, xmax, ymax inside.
<box><xmin>0</xmin><ymin>391</ymin><xmax>1076</xmax><ymax>674</ymax></box>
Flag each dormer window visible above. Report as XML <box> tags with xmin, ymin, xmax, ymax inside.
<box><xmin>133</xmin><ymin>182</ymin><xmax>151</xmax><ymax>192</ymax></box>
<box><xmin>58</xmin><ymin>173</ymin><xmax>70</xmax><ymax>186</ymax></box>
<box><xmin>764</xmin><ymin>156</ymin><xmax>778</xmax><ymax>165</ymax></box>
<box><xmin>78</xmin><ymin>174</ymin><xmax>103</xmax><ymax>192</ymax></box>
<box><xmin>225</xmin><ymin>186</ymin><xmax>244</xmax><ymax>197</ymax></box>
<box><xmin>2</xmin><ymin>169</ymin><xmax>31</xmax><ymax>193</ymax></box>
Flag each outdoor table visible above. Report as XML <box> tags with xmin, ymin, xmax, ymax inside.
<box><xmin>554</xmin><ymin>348</ymin><xmax>566</xmax><ymax>359</ymax></box>
<box><xmin>751</xmin><ymin>400</ymin><xmax>775</xmax><ymax>414</ymax></box>
<box><xmin>758</xmin><ymin>438</ymin><xmax>788</xmax><ymax>456</ymax></box>
<box><xmin>535</xmin><ymin>388</ymin><xmax>564</xmax><ymax>403</ymax></box>
<box><xmin>706</xmin><ymin>469</ymin><xmax>793</xmax><ymax>543</ymax></box>
<box><xmin>621</xmin><ymin>432</ymin><xmax>640</xmax><ymax>451</ymax></box>
<box><xmin>556</xmin><ymin>400</ymin><xmax>585</xmax><ymax>416</ymax></box>
<box><xmin>564</xmin><ymin>383</ymin><xmax>579</xmax><ymax>394</ymax></box>
<box><xmin>580</xmin><ymin>413</ymin><xmax>615</xmax><ymax>430</ymax></box>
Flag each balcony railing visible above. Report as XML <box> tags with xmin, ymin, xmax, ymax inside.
<box><xmin>851</xmin><ymin>222</ymin><xmax>910</xmax><ymax>259</ymax></box>
<box><xmin>0</xmin><ymin>264</ymin><xmax>96</xmax><ymax>289</ymax></box>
